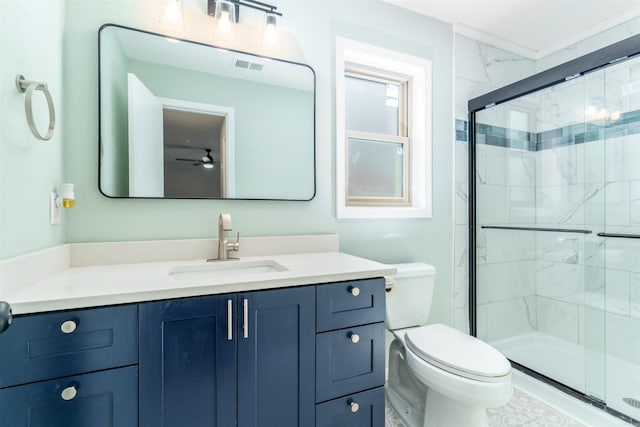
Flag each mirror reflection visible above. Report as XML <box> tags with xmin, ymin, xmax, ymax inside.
<box><xmin>99</xmin><ymin>24</ymin><xmax>316</xmax><ymax>200</ymax></box>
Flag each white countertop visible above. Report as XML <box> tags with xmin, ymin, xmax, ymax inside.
<box><xmin>5</xmin><ymin>251</ymin><xmax>395</xmax><ymax>315</ymax></box>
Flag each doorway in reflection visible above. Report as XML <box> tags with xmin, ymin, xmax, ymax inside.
<box><xmin>164</xmin><ymin>108</ymin><xmax>227</xmax><ymax>198</ymax></box>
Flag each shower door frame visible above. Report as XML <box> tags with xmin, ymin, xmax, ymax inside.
<box><xmin>468</xmin><ymin>33</ymin><xmax>640</xmax><ymax>425</ymax></box>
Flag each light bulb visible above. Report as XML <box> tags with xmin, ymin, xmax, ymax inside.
<box><xmin>203</xmin><ymin>163</ymin><xmax>214</xmax><ymax>169</ymax></box>
<box><xmin>263</xmin><ymin>13</ymin><xmax>278</xmax><ymax>46</ymax></box>
<box><xmin>164</xmin><ymin>0</ymin><xmax>182</xmax><ymax>23</ymax></box>
<box><xmin>264</xmin><ymin>24</ymin><xmax>277</xmax><ymax>45</ymax></box>
<box><xmin>610</xmin><ymin>110</ymin><xmax>621</xmax><ymax>121</ymax></box>
<box><xmin>218</xmin><ymin>11</ymin><xmax>232</xmax><ymax>33</ymax></box>
<box><xmin>585</xmin><ymin>105</ymin><xmax>597</xmax><ymax>118</ymax></box>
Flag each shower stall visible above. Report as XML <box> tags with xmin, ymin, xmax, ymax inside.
<box><xmin>469</xmin><ymin>35</ymin><xmax>640</xmax><ymax>424</ymax></box>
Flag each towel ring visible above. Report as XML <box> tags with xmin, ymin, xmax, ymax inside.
<box><xmin>15</xmin><ymin>74</ymin><xmax>56</xmax><ymax>141</ymax></box>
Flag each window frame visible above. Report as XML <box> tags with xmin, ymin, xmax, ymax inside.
<box><xmin>335</xmin><ymin>37</ymin><xmax>432</xmax><ymax>219</ymax></box>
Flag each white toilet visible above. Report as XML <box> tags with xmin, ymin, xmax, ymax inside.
<box><xmin>386</xmin><ymin>263</ymin><xmax>512</xmax><ymax>427</ymax></box>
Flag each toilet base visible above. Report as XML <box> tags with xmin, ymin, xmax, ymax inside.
<box><xmin>424</xmin><ymin>388</ymin><xmax>488</xmax><ymax>427</ymax></box>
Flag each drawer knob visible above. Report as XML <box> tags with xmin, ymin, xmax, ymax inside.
<box><xmin>61</xmin><ymin>386</ymin><xmax>77</xmax><ymax>401</ymax></box>
<box><xmin>349</xmin><ymin>286</ymin><xmax>360</xmax><ymax>297</ymax></box>
<box><xmin>348</xmin><ymin>332</ymin><xmax>360</xmax><ymax>344</ymax></box>
<box><xmin>60</xmin><ymin>320</ymin><xmax>77</xmax><ymax>334</ymax></box>
<box><xmin>348</xmin><ymin>399</ymin><xmax>359</xmax><ymax>413</ymax></box>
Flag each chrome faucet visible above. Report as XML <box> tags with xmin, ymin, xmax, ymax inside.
<box><xmin>213</xmin><ymin>213</ymin><xmax>240</xmax><ymax>261</ymax></box>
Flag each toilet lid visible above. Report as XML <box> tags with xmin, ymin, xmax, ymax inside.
<box><xmin>404</xmin><ymin>324</ymin><xmax>511</xmax><ymax>383</ymax></box>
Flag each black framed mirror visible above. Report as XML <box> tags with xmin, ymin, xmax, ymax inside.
<box><xmin>99</xmin><ymin>24</ymin><xmax>316</xmax><ymax>200</ymax></box>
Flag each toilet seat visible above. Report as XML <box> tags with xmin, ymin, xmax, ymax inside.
<box><xmin>404</xmin><ymin>324</ymin><xmax>511</xmax><ymax>383</ymax></box>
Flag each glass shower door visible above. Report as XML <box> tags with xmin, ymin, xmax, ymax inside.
<box><xmin>600</xmin><ymin>55</ymin><xmax>640</xmax><ymax>421</ymax></box>
<box><xmin>473</xmin><ymin>69</ymin><xmax>607</xmax><ymax>402</ymax></box>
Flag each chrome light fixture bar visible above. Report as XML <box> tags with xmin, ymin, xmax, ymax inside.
<box><xmin>207</xmin><ymin>0</ymin><xmax>283</xmax><ymax>21</ymax></box>
<box><xmin>208</xmin><ymin>0</ymin><xmax>283</xmax><ymax>47</ymax></box>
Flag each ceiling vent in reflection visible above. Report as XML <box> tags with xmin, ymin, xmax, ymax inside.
<box><xmin>234</xmin><ymin>59</ymin><xmax>263</xmax><ymax>71</ymax></box>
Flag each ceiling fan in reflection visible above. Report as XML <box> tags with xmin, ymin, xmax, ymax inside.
<box><xmin>175</xmin><ymin>148</ymin><xmax>215</xmax><ymax>169</ymax></box>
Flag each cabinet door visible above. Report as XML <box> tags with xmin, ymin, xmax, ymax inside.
<box><xmin>139</xmin><ymin>294</ymin><xmax>236</xmax><ymax>427</ymax></box>
<box><xmin>0</xmin><ymin>366</ymin><xmax>138</xmax><ymax>427</ymax></box>
<box><xmin>316</xmin><ymin>322</ymin><xmax>385</xmax><ymax>402</ymax></box>
<box><xmin>316</xmin><ymin>386</ymin><xmax>385</xmax><ymax>427</ymax></box>
<box><xmin>0</xmin><ymin>304</ymin><xmax>138</xmax><ymax>388</ymax></box>
<box><xmin>316</xmin><ymin>278</ymin><xmax>385</xmax><ymax>332</ymax></box>
<box><xmin>237</xmin><ymin>286</ymin><xmax>315</xmax><ymax>427</ymax></box>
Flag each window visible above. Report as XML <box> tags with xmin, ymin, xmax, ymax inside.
<box><xmin>335</xmin><ymin>37</ymin><xmax>432</xmax><ymax>218</ymax></box>
<box><xmin>345</xmin><ymin>70</ymin><xmax>410</xmax><ymax>206</ymax></box>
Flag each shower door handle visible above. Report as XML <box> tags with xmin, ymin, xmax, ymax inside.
<box><xmin>597</xmin><ymin>232</ymin><xmax>640</xmax><ymax>239</ymax></box>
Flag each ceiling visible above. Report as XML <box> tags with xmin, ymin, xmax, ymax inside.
<box><xmin>382</xmin><ymin>0</ymin><xmax>640</xmax><ymax>58</ymax></box>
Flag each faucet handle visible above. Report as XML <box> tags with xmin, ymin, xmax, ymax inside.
<box><xmin>228</xmin><ymin>232</ymin><xmax>240</xmax><ymax>252</ymax></box>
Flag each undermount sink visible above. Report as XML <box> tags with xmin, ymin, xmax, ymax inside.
<box><xmin>168</xmin><ymin>259</ymin><xmax>287</xmax><ymax>283</ymax></box>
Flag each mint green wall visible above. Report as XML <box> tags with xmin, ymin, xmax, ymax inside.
<box><xmin>0</xmin><ymin>0</ymin><xmax>65</xmax><ymax>259</ymax></box>
<box><xmin>62</xmin><ymin>0</ymin><xmax>454</xmax><ymax>324</ymax></box>
<box><xmin>100</xmin><ymin>28</ymin><xmax>129</xmax><ymax>196</ymax></box>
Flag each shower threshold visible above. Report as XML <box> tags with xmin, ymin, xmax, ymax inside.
<box><xmin>492</xmin><ymin>331</ymin><xmax>640</xmax><ymax>426</ymax></box>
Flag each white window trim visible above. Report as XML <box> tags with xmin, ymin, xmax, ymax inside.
<box><xmin>335</xmin><ymin>37</ymin><xmax>432</xmax><ymax>219</ymax></box>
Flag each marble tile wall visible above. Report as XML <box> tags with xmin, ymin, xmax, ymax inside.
<box><xmin>455</xmin><ymin>19</ymin><xmax>640</xmax><ymax>357</ymax></box>
<box><xmin>530</xmin><ymin>131</ymin><xmax>640</xmax><ymax>367</ymax></box>
<box><xmin>453</xmin><ymin>34</ymin><xmax>535</xmax><ymax>334</ymax></box>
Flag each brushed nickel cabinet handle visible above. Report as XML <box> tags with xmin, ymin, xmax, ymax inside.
<box><xmin>348</xmin><ymin>332</ymin><xmax>360</xmax><ymax>344</ymax></box>
<box><xmin>348</xmin><ymin>399</ymin><xmax>359</xmax><ymax>413</ymax></box>
<box><xmin>227</xmin><ymin>299</ymin><xmax>233</xmax><ymax>341</ymax></box>
<box><xmin>243</xmin><ymin>299</ymin><xmax>249</xmax><ymax>338</ymax></box>
<box><xmin>349</xmin><ymin>286</ymin><xmax>360</xmax><ymax>296</ymax></box>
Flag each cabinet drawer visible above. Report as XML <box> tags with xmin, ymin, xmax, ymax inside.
<box><xmin>316</xmin><ymin>278</ymin><xmax>385</xmax><ymax>333</ymax></box>
<box><xmin>316</xmin><ymin>322</ymin><xmax>385</xmax><ymax>402</ymax></box>
<box><xmin>0</xmin><ymin>304</ymin><xmax>138</xmax><ymax>388</ymax></box>
<box><xmin>316</xmin><ymin>386</ymin><xmax>385</xmax><ymax>427</ymax></box>
<box><xmin>0</xmin><ymin>365</ymin><xmax>138</xmax><ymax>427</ymax></box>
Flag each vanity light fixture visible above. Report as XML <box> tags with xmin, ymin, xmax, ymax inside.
<box><xmin>208</xmin><ymin>0</ymin><xmax>282</xmax><ymax>44</ymax></box>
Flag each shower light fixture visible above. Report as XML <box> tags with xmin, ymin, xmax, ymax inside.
<box><xmin>208</xmin><ymin>0</ymin><xmax>282</xmax><ymax>44</ymax></box>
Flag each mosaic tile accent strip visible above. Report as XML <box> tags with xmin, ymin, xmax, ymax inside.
<box><xmin>457</xmin><ymin>109</ymin><xmax>640</xmax><ymax>151</ymax></box>
<box><xmin>385</xmin><ymin>387</ymin><xmax>586</xmax><ymax>427</ymax></box>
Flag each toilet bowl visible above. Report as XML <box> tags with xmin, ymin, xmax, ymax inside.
<box><xmin>386</xmin><ymin>263</ymin><xmax>512</xmax><ymax>427</ymax></box>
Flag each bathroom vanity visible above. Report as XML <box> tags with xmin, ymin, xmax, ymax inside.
<box><xmin>0</xmin><ymin>237</ymin><xmax>391</xmax><ymax>427</ymax></box>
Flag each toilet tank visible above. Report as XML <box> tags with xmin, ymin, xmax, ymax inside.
<box><xmin>385</xmin><ymin>262</ymin><xmax>436</xmax><ymax>330</ymax></box>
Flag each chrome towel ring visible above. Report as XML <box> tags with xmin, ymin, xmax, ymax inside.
<box><xmin>15</xmin><ymin>74</ymin><xmax>56</xmax><ymax>141</ymax></box>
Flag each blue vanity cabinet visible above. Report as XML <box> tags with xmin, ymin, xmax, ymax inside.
<box><xmin>237</xmin><ymin>286</ymin><xmax>316</xmax><ymax>427</ymax></box>
<box><xmin>316</xmin><ymin>387</ymin><xmax>385</xmax><ymax>427</ymax></box>
<box><xmin>315</xmin><ymin>278</ymin><xmax>386</xmax><ymax>427</ymax></box>
<box><xmin>139</xmin><ymin>286</ymin><xmax>316</xmax><ymax>427</ymax></box>
<box><xmin>0</xmin><ymin>305</ymin><xmax>139</xmax><ymax>426</ymax></box>
<box><xmin>0</xmin><ymin>366</ymin><xmax>138</xmax><ymax>427</ymax></box>
<box><xmin>139</xmin><ymin>294</ymin><xmax>237</xmax><ymax>427</ymax></box>
<box><xmin>0</xmin><ymin>304</ymin><xmax>138</xmax><ymax>388</ymax></box>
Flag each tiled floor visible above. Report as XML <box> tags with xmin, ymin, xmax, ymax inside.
<box><xmin>385</xmin><ymin>386</ymin><xmax>586</xmax><ymax>427</ymax></box>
